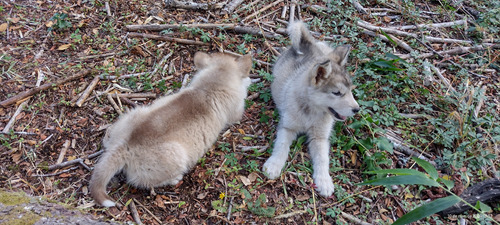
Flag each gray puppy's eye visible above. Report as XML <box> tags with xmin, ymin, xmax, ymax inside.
<box><xmin>332</xmin><ymin>91</ymin><xmax>342</xmax><ymax>96</ymax></box>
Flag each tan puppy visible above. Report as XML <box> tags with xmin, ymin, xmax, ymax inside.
<box><xmin>90</xmin><ymin>52</ymin><xmax>252</xmax><ymax>207</ymax></box>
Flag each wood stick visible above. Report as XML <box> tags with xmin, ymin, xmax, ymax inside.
<box><xmin>397</xmin><ymin>44</ymin><xmax>499</xmax><ymax>60</ymax></box>
<box><xmin>75</xmin><ymin>76</ymin><xmax>100</xmax><ymax>107</ymax></box>
<box><xmin>289</xmin><ymin>0</ymin><xmax>296</xmax><ymax>23</ymax></box>
<box><xmin>133</xmin><ymin>199</ymin><xmax>162</xmax><ymax>224</ymax></box>
<box><xmin>235</xmin><ymin>0</ymin><xmax>261</xmax><ymax>13</ymax></box>
<box><xmin>128</xmin><ymin>32</ymin><xmax>209</xmax><ymax>46</ymax></box>
<box><xmin>352</xmin><ymin>0</ymin><xmax>367</xmax><ymax>14</ymax></box>
<box><xmin>150</xmin><ymin>51</ymin><xmax>173</xmax><ymax>77</ymax></box>
<box><xmin>48</xmin><ymin>150</ymin><xmax>103</xmax><ymax>171</ymax></box>
<box><xmin>242</xmin><ymin>0</ymin><xmax>283</xmax><ymax>23</ymax></box>
<box><xmin>362</xmin><ymin>29</ymin><xmax>414</xmax><ymax>52</ymax></box>
<box><xmin>116</xmin><ymin>96</ymin><xmax>137</xmax><ymax>108</ymax></box>
<box><xmin>56</xmin><ymin>140</ymin><xmax>71</xmax><ymax>164</ymax></box>
<box><xmin>129</xmin><ymin>200</ymin><xmax>143</xmax><ymax>225</ymax></box>
<box><xmin>389</xmin><ymin>19</ymin><xmax>467</xmax><ymax>30</ymax></box>
<box><xmin>126</xmin><ymin>23</ymin><xmax>236</xmax><ymax>31</ymax></box>
<box><xmin>107</xmin><ymin>93</ymin><xmax>122</xmax><ymax>115</ymax></box>
<box><xmin>340</xmin><ymin>212</ymin><xmax>372</xmax><ymax>225</ymax></box>
<box><xmin>221</xmin><ymin>0</ymin><xmax>244</xmax><ymax>14</ymax></box>
<box><xmin>114</xmin><ymin>93</ymin><xmax>157</xmax><ymax>98</ymax></box>
<box><xmin>100</xmin><ymin>72</ymin><xmax>149</xmax><ymax>80</ymax></box>
<box><xmin>274</xmin><ymin>210</ymin><xmax>307</xmax><ymax>219</ymax></box>
<box><xmin>0</xmin><ymin>69</ymin><xmax>93</xmax><ymax>108</ymax></box>
<box><xmin>164</xmin><ymin>0</ymin><xmax>223</xmax><ymax>10</ymax></box>
<box><xmin>357</xmin><ymin>20</ymin><xmax>472</xmax><ymax>44</ymax></box>
<box><xmin>78</xmin><ymin>52</ymin><xmax>117</xmax><ymax>61</ymax></box>
<box><xmin>2</xmin><ymin>101</ymin><xmax>28</xmax><ymax>134</ymax></box>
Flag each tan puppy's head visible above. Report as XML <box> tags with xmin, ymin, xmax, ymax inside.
<box><xmin>194</xmin><ymin>52</ymin><xmax>252</xmax><ymax>77</ymax></box>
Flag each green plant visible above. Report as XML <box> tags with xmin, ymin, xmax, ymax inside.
<box><xmin>358</xmin><ymin>157</ymin><xmax>499</xmax><ymax>225</ymax></box>
<box><xmin>49</xmin><ymin>13</ymin><xmax>72</xmax><ymax>31</ymax></box>
<box><xmin>241</xmin><ymin>189</ymin><xmax>275</xmax><ymax>217</ymax></box>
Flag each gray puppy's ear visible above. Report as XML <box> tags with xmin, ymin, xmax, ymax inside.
<box><xmin>311</xmin><ymin>60</ymin><xmax>332</xmax><ymax>86</ymax></box>
<box><xmin>194</xmin><ymin>52</ymin><xmax>211</xmax><ymax>69</ymax></box>
<box><xmin>330</xmin><ymin>45</ymin><xmax>351</xmax><ymax>67</ymax></box>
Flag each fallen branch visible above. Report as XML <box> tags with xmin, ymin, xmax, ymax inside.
<box><xmin>75</xmin><ymin>76</ymin><xmax>100</xmax><ymax>107</ymax></box>
<box><xmin>107</xmin><ymin>93</ymin><xmax>123</xmax><ymax>115</ymax></box>
<box><xmin>352</xmin><ymin>0</ymin><xmax>367</xmax><ymax>14</ymax></box>
<box><xmin>128</xmin><ymin>32</ymin><xmax>209</xmax><ymax>45</ymax></box>
<box><xmin>389</xmin><ymin>19</ymin><xmax>467</xmax><ymax>30</ymax></box>
<box><xmin>242</xmin><ymin>0</ymin><xmax>283</xmax><ymax>23</ymax></box>
<box><xmin>126</xmin><ymin>23</ymin><xmax>282</xmax><ymax>40</ymax></box>
<box><xmin>164</xmin><ymin>0</ymin><xmax>223</xmax><ymax>10</ymax></box>
<box><xmin>357</xmin><ymin>20</ymin><xmax>472</xmax><ymax>45</ymax></box>
<box><xmin>100</xmin><ymin>72</ymin><xmax>149</xmax><ymax>80</ymax></box>
<box><xmin>362</xmin><ymin>29</ymin><xmax>414</xmax><ymax>52</ymax></box>
<box><xmin>397</xmin><ymin>44</ymin><xmax>499</xmax><ymax>60</ymax></box>
<box><xmin>221</xmin><ymin>0</ymin><xmax>244</xmax><ymax>14</ymax></box>
<box><xmin>47</xmin><ymin>150</ymin><xmax>103</xmax><ymax>171</ymax></box>
<box><xmin>126</xmin><ymin>23</ymin><xmax>235</xmax><ymax>31</ymax></box>
<box><xmin>384</xmin><ymin>129</ymin><xmax>435</xmax><ymax>166</ymax></box>
<box><xmin>341</xmin><ymin>212</ymin><xmax>372</xmax><ymax>225</ymax></box>
<box><xmin>56</xmin><ymin>140</ymin><xmax>71</xmax><ymax>164</ymax></box>
<box><xmin>0</xmin><ymin>69</ymin><xmax>93</xmax><ymax>108</ymax></box>
<box><xmin>129</xmin><ymin>200</ymin><xmax>143</xmax><ymax>225</ymax></box>
<box><xmin>2</xmin><ymin>101</ymin><xmax>28</xmax><ymax>133</ymax></box>
<box><xmin>274</xmin><ymin>210</ymin><xmax>307</xmax><ymax>219</ymax></box>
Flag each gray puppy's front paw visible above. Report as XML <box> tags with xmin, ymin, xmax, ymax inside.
<box><xmin>262</xmin><ymin>159</ymin><xmax>283</xmax><ymax>179</ymax></box>
<box><xmin>314</xmin><ymin>174</ymin><xmax>335</xmax><ymax>197</ymax></box>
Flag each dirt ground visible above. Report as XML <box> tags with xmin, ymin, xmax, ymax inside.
<box><xmin>1</xmin><ymin>0</ymin><xmax>499</xmax><ymax>224</ymax></box>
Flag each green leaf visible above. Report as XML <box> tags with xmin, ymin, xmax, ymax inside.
<box><xmin>364</xmin><ymin>169</ymin><xmax>427</xmax><ymax>177</ymax></box>
<box><xmin>376</xmin><ymin>136</ymin><xmax>393</xmax><ymax>154</ymax></box>
<box><xmin>393</xmin><ymin>196</ymin><xmax>460</xmax><ymax>225</ymax></box>
<box><xmin>380</xmin><ymin>29</ymin><xmax>397</xmax><ymax>46</ymax></box>
<box><xmin>357</xmin><ymin>175</ymin><xmax>440</xmax><ymax>187</ymax></box>
<box><xmin>412</xmin><ymin>157</ymin><xmax>438</xmax><ymax>180</ymax></box>
<box><xmin>437</xmin><ymin>177</ymin><xmax>455</xmax><ymax>190</ymax></box>
<box><xmin>475</xmin><ymin>201</ymin><xmax>492</xmax><ymax>213</ymax></box>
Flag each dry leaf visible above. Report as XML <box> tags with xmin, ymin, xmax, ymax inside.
<box><xmin>239</xmin><ymin>175</ymin><xmax>251</xmax><ymax>186</ymax></box>
<box><xmin>67</xmin><ymin>156</ymin><xmax>77</xmax><ymax>161</ymax></box>
<box><xmin>0</xmin><ymin>23</ymin><xmax>7</xmax><ymax>32</ymax></box>
<box><xmin>197</xmin><ymin>192</ymin><xmax>208</xmax><ymax>199</ymax></box>
<box><xmin>45</xmin><ymin>21</ymin><xmax>54</xmax><ymax>28</ymax></box>
<box><xmin>296</xmin><ymin>194</ymin><xmax>310</xmax><ymax>201</ymax></box>
<box><xmin>248</xmin><ymin>172</ymin><xmax>259</xmax><ymax>182</ymax></box>
<box><xmin>237</xmin><ymin>129</ymin><xmax>245</xmax><ymax>134</ymax></box>
<box><xmin>57</xmin><ymin>44</ymin><xmax>72</xmax><ymax>51</ymax></box>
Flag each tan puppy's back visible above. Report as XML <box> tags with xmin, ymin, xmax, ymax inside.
<box><xmin>90</xmin><ymin>52</ymin><xmax>252</xmax><ymax>207</ymax></box>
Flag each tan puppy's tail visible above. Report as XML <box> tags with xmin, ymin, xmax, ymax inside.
<box><xmin>287</xmin><ymin>21</ymin><xmax>315</xmax><ymax>55</ymax></box>
<box><xmin>89</xmin><ymin>147</ymin><xmax>125</xmax><ymax>207</ymax></box>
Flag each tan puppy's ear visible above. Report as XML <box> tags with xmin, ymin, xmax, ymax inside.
<box><xmin>236</xmin><ymin>54</ymin><xmax>252</xmax><ymax>77</ymax></box>
<box><xmin>194</xmin><ymin>52</ymin><xmax>211</xmax><ymax>69</ymax></box>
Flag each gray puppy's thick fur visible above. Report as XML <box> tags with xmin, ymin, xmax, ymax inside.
<box><xmin>90</xmin><ymin>52</ymin><xmax>252</xmax><ymax>207</ymax></box>
<box><xmin>263</xmin><ymin>21</ymin><xmax>360</xmax><ymax>197</ymax></box>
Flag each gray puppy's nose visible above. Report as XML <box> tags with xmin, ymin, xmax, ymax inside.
<box><xmin>352</xmin><ymin>108</ymin><xmax>360</xmax><ymax>114</ymax></box>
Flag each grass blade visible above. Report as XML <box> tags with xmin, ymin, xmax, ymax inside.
<box><xmin>412</xmin><ymin>157</ymin><xmax>438</xmax><ymax>180</ymax></box>
<box><xmin>364</xmin><ymin>169</ymin><xmax>428</xmax><ymax>176</ymax></box>
<box><xmin>357</xmin><ymin>175</ymin><xmax>439</xmax><ymax>187</ymax></box>
<box><xmin>393</xmin><ymin>196</ymin><xmax>461</xmax><ymax>225</ymax></box>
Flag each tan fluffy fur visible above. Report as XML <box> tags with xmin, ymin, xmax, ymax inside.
<box><xmin>90</xmin><ymin>52</ymin><xmax>252</xmax><ymax>207</ymax></box>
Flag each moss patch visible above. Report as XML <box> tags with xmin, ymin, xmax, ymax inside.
<box><xmin>0</xmin><ymin>191</ymin><xmax>30</xmax><ymax>206</ymax></box>
<box><xmin>0</xmin><ymin>206</ymin><xmax>41</xmax><ymax>225</ymax></box>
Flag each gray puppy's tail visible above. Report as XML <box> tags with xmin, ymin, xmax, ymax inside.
<box><xmin>89</xmin><ymin>147</ymin><xmax>125</xmax><ymax>207</ymax></box>
<box><xmin>287</xmin><ymin>21</ymin><xmax>315</xmax><ymax>55</ymax></box>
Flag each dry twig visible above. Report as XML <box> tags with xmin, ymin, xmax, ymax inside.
<box><xmin>128</xmin><ymin>32</ymin><xmax>209</xmax><ymax>45</ymax></box>
<box><xmin>75</xmin><ymin>76</ymin><xmax>100</xmax><ymax>107</ymax></box>
<box><xmin>0</xmin><ymin>69</ymin><xmax>93</xmax><ymax>108</ymax></box>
